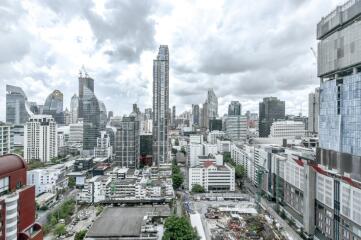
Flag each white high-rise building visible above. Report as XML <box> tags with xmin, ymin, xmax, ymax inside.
<box><xmin>24</xmin><ymin>115</ymin><xmax>57</xmax><ymax>162</ymax></box>
<box><xmin>269</xmin><ymin>120</ymin><xmax>305</xmax><ymax>138</ymax></box>
<box><xmin>69</xmin><ymin>122</ymin><xmax>83</xmax><ymax>148</ymax></box>
<box><xmin>207</xmin><ymin>130</ymin><xmax>225</xmax><ymax>144</ymax></box>
<box><xmin>153</xmin><ymin>45</ymin><xmax>169</xmax><ymax>165</ymax></box>
<box><xmin>0</xmin><ymin>122</ymin><xmax>13</xmax><ymax>155</ymax></box>
<box><xmin>94</xmin><ymin>131</ymin><xmax>113</xmax><ymax>159</ymax></box>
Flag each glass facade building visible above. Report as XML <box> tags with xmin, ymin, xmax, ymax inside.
<box><xmin>43</xmin><ymin>90</ymin><xmax>64</xmax><ymax>124</ymax></box>
<box><xmin>228</xmin><ymin>101</ymin><xmax>242</xmax><ymax>116</ymax></box>
<box><xmin>78</xmin><ymin>72</ymin><xmax>100</xmax><ymax>151</ymax></box>
<box><xmin>6</xmin><ymin>85</ymin><xmax>33</xmax><ymax>124</ymax></box>
<box><xmin>258</xmin><ymin>97</ymin><xmax>285</xmax><ymax>137</ymax></box>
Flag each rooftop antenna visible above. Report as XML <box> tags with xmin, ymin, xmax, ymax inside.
<box><xmin>81</xmin><ymin>65</ymin><xmax>89</xmax><ymax>77</ymax></box>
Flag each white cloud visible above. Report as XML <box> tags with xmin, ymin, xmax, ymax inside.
<box><xmin>0</xmin><ymin>0</ymin><xmax>344</xmax><ymax>121</ymax></box>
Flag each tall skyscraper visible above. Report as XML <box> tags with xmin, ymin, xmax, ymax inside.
<box><xmin>6</xmin><ymin>85</ymin><xmax>33</xmax><ymax>124</ymax></box>
<box><xmin>192</xmin><ymin>104</ymin><xmax>200</xmax><ymax>126</ymax></box>
<box><xmin>78</xmin><ymin>70</ymin><xmax>100</xmax><ymax>151</ymax></box>
<box><xmin>107</xmin><ymin>111</ymin><xmax>114</xmax><ymax>122</ymax></box>
<box><xmin>228</xmin><ymin>101</ymin><xmax>242</xmax><ymax>116</ymax></box>
<box><xmin>99</xmin><ymin>101</ymin><xmax>107</xmax><ymax>131</ymax></box>
<box><xmin>207</xmin><ymin>88</ymin><xmax>218</xmax><ymax>119</ymax></box>
<box><xmin>308</xmin><ymin>88</ymin><xmax>320</xmax><ymax>134</ymax></box>
<box><xmin>152</xmin><ymin>45</ymin><xmax>169</xmax><ymax>165</ymax></box>
<box><xmin>315</xmin><ymin>3</ymin><xmax>361</xmax><ymax>239</ymax></box>
<box><xmin>258</xmin><ymin>97</ymin><xmax>285</xmax><ymax>137</ymax></box>
<box><xmin>70</xmin><ymin>94</ymin><xmax>79</xmax><ymax>124</ymax></box>
<box><xmin>24</xmin><ymin>115</ymin><xmax>57</xmax><ymax>163</ymax></box>
<box><xmin>43</xmin><ymin>90</ymin><xmax>64</xmax><ymax>124</ymax></box>
<box><xmin>112</xmin><ymin>116</ymin><xmax>140</xmax><ymax>168</ymax></box>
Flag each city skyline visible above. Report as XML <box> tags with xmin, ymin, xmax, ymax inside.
<box><xmin>0</xmin><ymin>0</ymin><xmax>345</xmax><ymax>119</ymax></box>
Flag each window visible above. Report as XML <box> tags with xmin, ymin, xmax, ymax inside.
<box><xmin>0</xmin><ymin>177</ymin><xmax>9</xmax><ymax>193</ymax></box>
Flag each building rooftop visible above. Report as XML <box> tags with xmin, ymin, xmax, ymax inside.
<box><xmin>87</xmin><ymin>206</ymin><xmax>171</xmax><ymax>238</ymax></box>
<box><xmin>0</xmin><ymin>154</ymin><xmax>26</xmax><ymax>176</ymax></box>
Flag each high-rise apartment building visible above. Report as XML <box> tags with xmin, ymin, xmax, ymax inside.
<box><xmin>94</xmin><ymin>131</ymin><xmax>113</xmax><ymax>159</ymax></box>
<box><xmin>258</xmin><ymin>97</ymin><xmax>285</xmax><ymax>137</ymax></box>
<box><xmin>308</xmin><ymin>88</ymin><xmax>320</xmax><ymax>134</ymax></box>
<box><xmin>228</xmin><ymin>101</ymin><xmax>241</xmax><ymax>116</ymax></box>
<box><xmin>0</xmin><ymin>122</ymin><xmax>13</xmax><ymax>155</ymax></box>
<box><xmin>112</xmin><ymin>116</ymin><xmax>140</xmax><ymax>168</ymax></box>
<box><xmin>316</xmin><ymin>2</ymin><xmax>361</xmax><ymax>239</ymax></box>
<box><xmin>0</xmin><ymin>154</ymin><xmax>43</xmax><ymax>240</ymax></box>
<box><xmin>70</xmin><ymin>94</ymin><xmax>79</xmax><ymax>124</ymax></box>
<box><xmin>171</xmin><ymin>105</ymin><xmax>176</xmax><ymax>127</ymax></box>
<box><xmin>43</xmin><ymin>90</ymin><xmax>64</xmax><ymax>124</ymax></box>
<box><xmin>24</xmin><ymin>115</ymin><xmax>57</xmax><ymax>163</ymax></box>
<box><xmin>6</xmin><ymin>85</ymin><xmax>33</xmax><ymax>125</ymax></box>
<box><xmin>78</xmin><ymin>70</ymin><xmax>100</xmax><ymax>151</ymax></box>
<box><xmin>192</xmin><ymin>104</ymin><xmax>200</xmax><ymax>126</ymax></box>
<box><xmin>152</xmin><ymin>45</ymin><xmax>169</xmax><ymax>165</ymax></box>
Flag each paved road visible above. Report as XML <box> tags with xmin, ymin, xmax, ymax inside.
<box><xmin>37</xmin><ymin>189</ymin><xmax>78</xmax><ymax>225</ymax></box>
<box><xmin>260</xmin><ymin>198</ymin><xmax>302</xmax><ymax>240</ymax></box>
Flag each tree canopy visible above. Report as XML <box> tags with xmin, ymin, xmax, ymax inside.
<box><xmin>162</xmin><ymin>216</ymin><xmax>199</xmax><ymax>240</ymax></box>
<box><xmin>191</xmin><ymin>184</ymin><xmax>205</xmax><ymax>193</ymax></box>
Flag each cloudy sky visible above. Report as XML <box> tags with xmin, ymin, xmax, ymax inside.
<box><xmin>0</xmin><ymin>0</ymin><xmax>344</xmax><ymax>120</ymax></box>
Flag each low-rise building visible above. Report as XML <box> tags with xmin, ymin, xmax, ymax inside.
<box><xmin>269</xmin><ymin>120</ymin><xmax>305</xmax><ymax>138</ymax></box>
<box><xmin>189</xmin><ymin>161</ymin><xmax>235</xmax><ymax>192</ymax></box>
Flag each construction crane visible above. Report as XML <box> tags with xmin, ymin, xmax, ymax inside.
<box><xmin>310</xmin><ymin>47</ymin><xmax>317</xmax><ymax>59</ymax></box>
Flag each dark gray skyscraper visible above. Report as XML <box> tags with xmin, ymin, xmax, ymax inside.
<box><xmin>192</xmin><ymin>104</ymin><xmax>200</xmax><ymax>126</ymax></box>
<box><xmin>43</xmin><ymin>90</ymin><xmax>64</xmax><ymax>124</ymax></box>
<box><xmin>99</xmin><ymin>101</ymin><xmax>107</xmax><ymax>131</ymax></box>
<box><xmin>153</xmin><ymin>45</ymin><xmax>169</xmax><ymax>165</ymax></box>
<box><xmin>78</xmin><ymin>70</ymin><xmax>100</xmax><ymax>151</ymax></box>
<box><xmin>308</xmin><ymin>88</ymin><xmax>319</xmax><ymax>134</ymax></box>
<box><xmin>6</xmin><ymin>85</ymin><xmax>33</xmax><ymax>124</ymax></box>
<box><xmin>228</xmin><ymin>101</ymin><xmax>241</xmax><ymax>116</ymax></box>
<box><xmin>258</xmin><ymin>97</ymin><xmax>285</xmax><ymax>137</ymax></box>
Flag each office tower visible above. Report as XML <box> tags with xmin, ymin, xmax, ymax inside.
<box><xmin>207</xmin><ymin>89</ymin><xmax>218</xmax><ymax>119</ymax></box>
<box><xmin>6</xmin><ymin>85</ymin><xmax>33</xmax><ymax>124</ymax></box>
<box><xmin>258</xmin><ymin>97</ymin><xmax>285</xmax><ymax>137</ymax></box>
<box><xmin>0</xmin><ymin>122</ymin><xmax>14</xmax><ymax>155</ymax></box>
<box><xmin>152</xmin><ymin>45</ymin><xmax>169</xmax><ymax>165</ymax></box>
<box><xmin>201</xmin><ymin>102</ymin><xmax>208</xmax><ymax>128</ymax></box>
<box><xmin>28</xmin><ymin>102</ymin><xmax>40</xmax><ymax>114</ymax></box>
<box><xmin>24</xmin><ymin>115</ymin><xmax>57</xmax><ymax>163</ymax></box>
<box><xmin>78</xmin><ymin>70</ymin><xmax>100</xmax><ymax>151</ymax></box>
<box><xmin>70</xmin><ymin>94</ymin><xmax>79</xmax><ymax>124</ymax></box>
<box><xmin>64</xmin><ymin>108</ymin><xmax>71</xmax><ymax>125</ymax></box>
<box><xmin>224</xmin><ymin>116</ymin><xmax>248</xmax><ymax>141</ymax></box>
<box><xmin>209</xmin><ymin>119</ymin><xmax>222</xmax><ymax>131</ymax></box>
<box><xmin>192</xmin><ymin>104</ymin><xmax>200</xmax><ymax>126</ymax></box>
<box><xmin>99</xmin><ymin>101</ymin><xmax>107</xmax><ymax>131</ymax></box>
<box><xmin>112</xmin><ymin>116</ymin><xmax>140</xmax><ymax>168</ymax></box>
<box><xmin>316</xmin><ymin>3</ymin><xmax>361</xmax><ymax>239</ymax></box>
<box><xmin>43</xmin><ymin>90</ymin><xmax>64</xmax><ymax>124</ymax></box>
<box><xmin>228</xmin><ymin>101</ymin><xmax>242</xmax><ymax>116</ymax></box>
<box><xmin>0</xmin><ymin>154</ymin><xmax>44</xmax><ymax>240</ymax></box>
<box><xmin>308</xmin><ymin>88</ymin><xmax>320</xmax><ymax>134</ymax></box>
<box><xmin>107</xmin><ymin>111</ymin><xmax>114</xmax><ymax>122</ymax></box>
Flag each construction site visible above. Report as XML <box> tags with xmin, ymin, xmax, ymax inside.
<box><xmin>190</xmin><ymin>199</ymin><xmax>287</xmax><ymax>240</ymax></box>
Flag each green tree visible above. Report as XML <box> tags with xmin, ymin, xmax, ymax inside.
<box><xmin>191</xmin><ymin>184</ymin><xmax>205</xmax><ymax>193</ymax></box>
<box><xmin>235</xmin><ymin>165</ymin><xmax>246</xmax><ymax>179</ymax></box>
<box><xmin>163</xmin><ymin>216</ymin><xmax>199</xmax><ymax>240</ymax></box>
<box><xmin>180</xmin><ymin>146</ymin><xmax>187</xmax><ymax>156</ymax></box>
<box><xmin>171</xmin><ymin>148</ymin><xmax>178</xmax><ymax>154</ymax></box>
<box><xmin>174</xmin><ymin>138</ymin><xmax>180</xmax><ymax>146</ymax></box>
<box><xmin>223</xmin><ymin>152</ymin><xmax>232</xmax><ymax>164</ymax></box>
<box><xmin>75</xmin><ymin>230</ymin><xmax>87</xmax><ymax>240</ymax></box>
<box><xmin>172</xmin><ymin>173</ymin><xmax>183</xmax><ymax>190</ymax></box>
<box><xmin>54</xmin><ymin>224</ymin><xmax>66</xmax><ymax>237</ymax></box>
<box><xmin>68</xmin><ymin>176</ymin><xmax>76</xmax><ymax>188</ymax></box>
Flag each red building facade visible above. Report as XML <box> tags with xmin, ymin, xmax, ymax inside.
<box><xmin>0</xmin><ymin>154</ymin><xmax>43</xmax><ymax>240</ymax></box>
